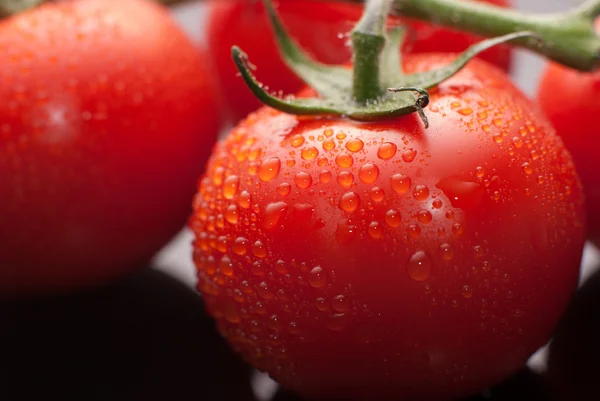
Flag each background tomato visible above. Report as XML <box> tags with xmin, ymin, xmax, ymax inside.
<box><xmin>536</xmin><ymin>63</ymin><xmax>600</xmax><ymax>247</ymax></box>
<box><xmin>205</xmin><ymin>0</ymin><xmax>511</xmax><ymax>123</ymax></box>
<box><xmin>0</xmin><ymin>0</ymin><xmax>222</xmax><ymax>296</ymax></box>
<box><xmin>190</xmin><ymin>54</ymin><xmax>584</xmax><ymax>400</ymax></box>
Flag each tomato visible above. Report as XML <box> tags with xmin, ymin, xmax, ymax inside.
<box><xmin>536</xmin><ymin>63</ymin><xmax>600</xmax><ymax>246</ymax></box>
<box><xmin>205</xmin><ymin>0</ymin><xmax>511</xmax><ymax>123</ymax></box>
<box><xmin>190</xmin><ymin>54</ymin><xmax>584</xmax><ymax>401</ymax></box>
<box><xmin>0</xmin><ymin>0</ymin><xmax>222</xmax><ymax>295</ymax></box>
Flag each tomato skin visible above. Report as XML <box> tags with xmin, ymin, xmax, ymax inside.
<box><xmin>206</xmin><ymin>0</ymin><xmax>511</xmax><ymax>123</ymax></box>
<box><xmin>0</xmin><ymin>0</ymin><xmax>221</xmax><ymax>295</ymax></box>
<box><xmin>191</xmin><ymin>54</ymin><xmax>584</xmax><ymax>400</ymax></box>
<box><xmin>536</xmin><ymin>63</ymin><xmax>600</xmax><ymax>246</ymax></box>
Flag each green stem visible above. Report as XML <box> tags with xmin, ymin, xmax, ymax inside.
<box><xmin>351</xmin><ymin>0</ymin><xmax>391</xmax><ymax>102</ymax></box>
<box><xmin>0</xmin><ymin>0</ymin><xmax>44</xmax><ymax>17</ymax></box>
<box><xmin>345</xmin><ymin>0</ymin><xmax>600</xmax><ymax>72</ymax></box>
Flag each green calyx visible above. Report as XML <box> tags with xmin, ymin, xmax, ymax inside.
<box><xmin>0</xmin><ymin>0</ymin><xmax>44</xmax><ymax>18</ymax></box>
<box><xmin>232</xmin><ymin>0</ymin><xmax>536</xmax><ymax>127</ymax></box>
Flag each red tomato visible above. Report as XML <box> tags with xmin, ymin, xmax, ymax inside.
<box><xmin>0</xmin><ymin>0</ymin><xmax>222</xmax><ymax>295</ymax></box>
<box><xmin>537</xmin><ymin>63</ymin><xmax>600</xmax><ymax>246</ymax></box>
<box><xmin>190</xmin><ymin>54</ymin><xmax>584</xmax><ymax>400</ymax></box>
<box><xmin>206</xmin><ymin>0</ymin><xmax>511</xmax><ymax>123</ymax></box>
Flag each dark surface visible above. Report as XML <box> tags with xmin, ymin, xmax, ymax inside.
<box><xmin>548</xmin><ymin>266</ymin><xmax>600</xmax><ymax>401</ymax></box>
<box><xmin>1</xmin><ymin>265</ymin><xmax>598</xmax><ymax>401</ymax></box>
<box><xmin>0</xmin><ymin>268</ymin><xmax>255</xmax><ymax>401</ymax></box>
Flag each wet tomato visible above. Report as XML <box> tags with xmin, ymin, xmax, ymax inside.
<box><xmin>537</xmin><ymin>62</ymin><xmax>600</xmax><ymax>246</ymax></box>
<box><xmin>206</xmin><ymin>0</ymin><xmax>511</xmax><ymax>123</ymax></box>
<box><xmin>0</xmin><ymin>0</ymin><xmax>222</xmax><ymax>295</ymax></box>
<box><xmin>190</xmin><ymin>54</ymin><xmax>584</xmax><ymax>400</ymax></box>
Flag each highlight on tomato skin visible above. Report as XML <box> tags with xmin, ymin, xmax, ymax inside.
<box><xmin>536</xmin><ymin>62</ymin><xmax>600</xmax><ymax>248</ymax></box>
<box><xmin>0</xmin><ymin>0</ymin><xmax>222</xmax><ymax>296</ymax></box>
<box><xmin>190</xmin><ymin>54</ymin><xmax>585</xmax><ymax>401</ymax></box>
<box><xmin>205</xmin><ymin>0</ymin><xmax>512</xmax><ymax>123</ymax></box>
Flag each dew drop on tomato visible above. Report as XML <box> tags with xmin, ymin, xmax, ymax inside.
<box><xmin>370</xmin><ymin>187</ymin><xmax>385</xmax><ymax>202</ymax></box>
<box><xmin>368</xmin><ymin>221</ymin><xmax>383</xmax><ymax>239</ymax></box>
<box><xmin>413</xmin><ymin>184</ymin><xmax>430</xmax><ymax>201</ymax></box>
<box><xmin>401</xmin><ymin>148</ymin><xmax>417</xmax><ymax>162</ymax></box>
<box><xmin>277</xmin><ymin>182</ymin><xmax>291</xmax><ymax>197</ymax></box>
<box><xmin>439</xmin><ymin>243</ymin><xmax>454</xmax><ymax>261</ymax></box>
<box><xmin>252</xmin><ymin>240</ymin><xmax>267</xmax><ymax>258</ymax></box>
<box><xmin>308</xmin><ymin>266</ymin><xmax>327</xmax><ymax>288</ymax></box>
<box><xmin>385</xmin><ymin>209</ymin><xmax>401</xmax><ymax>227</ymax></box>
<box><xmin>295</xmin><ymin>172</ymin><xmax>313</xmax><ymax>189</ymax></box>
<box><xmin>358</xmin><ymin>163</ymin><xmax>379</xmax><ymax>184</ymax></box>
<box><xmin>417</xmin><ymin>209</ymin><xmax>432</xmax><ymax>224</ymax></box>
<box><xmin>263</xmin><ymin>201</ymin><xmax>288</xmax><ymax>230</ymax></box>
<box><xmin>521</xmin><ymin>162</ymin><xmax>533</xmax><ymax>175</ymax></box>
<box><xmin>301</xmin><ymin>146</ymin><xmax>319</xmax><ymax>160</ymax></box>
<box><xmin>391</xmin><ymin>173</ymin><xmax>411</xmax><ymax>195</ymax></box>
<box><xmin>337</xmin><ymin>171</ymin><xmax>354</xmax><ymax>188</ymax></box>
<box><xmin>232</xmin><ymin>237</ymin><xmax>249</xmax><ymax>255</ymax></box>
<box><xmin>377</xmin><ymin>142</ymin><xmax>397</xmax><ymax>160</ymax></box>
<box><xmin>223</xmin><ymin>175</ymin><xmax>240</xmax><ymax>199</ymax></box>
<box><xmin>332</xmin><ymin>295</ymin><xmax>349</xmax><ymax>313</ymax></box>
<box><xmin>339</xmin><ymin>192</ymin><xmax>360</xmax><ymax>212</ymax></box>
<box><xmin>345</xmin><ymin>138</ymin><xmax>364</xmax><ymax>152</ymax></box>
<box><xmin>319</xmin><ymin>170</ymin><xmax>332</xmax><ymax>183</ymax></box>
<box><xmin>407</xmin><ymin>251</ymin><xmax>432</xmax><ymax>282</ymax></box>
<box><xmin>224</xmin><ymin>204</ymin><xmax>238</xmax><ymax>224</ymax></box>
<box><xmin>258</xmin><ymin>157</ymin><xmax>281</xmax><ymax>182</ymax></box>
<box><xmin>323</xmin><ymin>138</ymin><xmax>335</xmax><ymax>150</ymax></box>
<box><xmin>335</xmin><ymin>152</ymin><xmax>354</xmax><ymax>168</ymax></box>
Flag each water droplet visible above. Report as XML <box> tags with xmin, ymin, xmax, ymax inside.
<box><xmin>452</xmin><ymin>223</ymin><xmax>464</xmax><ymax>236</ymax></box>
<box><xmin>263</xmin><ymin>201</ymin><xmax>288</xmax><ymax>230</ymax></box>
<box><xmin>323</xmin><ymin>128</ymin><xmax>334</xmax><ymax>137</ymax></box>
<box><xmin>461</xmin><ymin>285</ymin><xmax>473</xmax><ymax>299</ymax></box>
<box><xmin>339</xmin><ymin>192</ymin><xmax>360</xmax><ymax>212</ymax></box>
<box><xmin>473</xmin><ymin>245</ymin><xmax>484</xmax><ymax>258</ymax></box>
<box><xmin>512</xmin><ymin>137</ymin><xmax>523</xmax><ymax>148</ymax></box>
<box><xmin>252</xmin><ymin>241</ymin><xmax>267</xmax><ymax>258</ymax></box>
<box><xmin>315</xmin><ymin>297</ymin><xmax>328</xmax><ymax>311</ymax></box>
<box><xmin>358</xmin><ymin>163</ymin><xmax>379</xmax><ymax>184</ymax></box>
<box><xmin>268</xmin><ymin>314</ymin><xmax>282</xmax><ymax>330</ymax></box>
<box><xmin>327</xmin><ymin>313</ymin><xmax>348</xmax><ymax>331</ymax></box>
<box><xmin>385</xmin><ymin>209</ymin><xmax>401</xmax><ymax>227</ymax></box>
<box><xmin>377</xmin><ymin>142</ymin><xmax>397</xmax><ymax>160</ymax></box>
<box><xmin>370</xmin><ymin>187</ymin><xmax>385</xmax><ymax>202</ymax></box>
<box><xmin>432</xmin><ymin>199</ymin><xmax>443</xmax><ymax>209</ymax></box>
<box><xmin>408</xmin><ymin>251</ymin><xmax>432</xmax><ymax>282</ymax></box>
<box><xmin>301</xmin><ymin>146</ymin><xmax>319</xmax><ymax>160</ymax></box>
<box><xmin>458</xmin><ymin>108</ymin><xmax>473</xmax><ymax>116</ymax></box>
<box><xmin>224</xmin><ymin>204</ymin><xmax>239</xmax><ymax>224</ymax></box>
<box><xmin>521</xmin><ymin>162</ymin><xmax>533</xmax><ymax>175</ymax></box>
<box><xmin>493</xmin><ymin>134</ymin><xmax>503</xmax><ymax>144</ymax></box>
<box><xmin>417</xmin><ymin>210</ymin><xmax>432</xmax><ymax>224</ymax></box>
<box><xmin>223</xmin><ymin>176</ymin><xmax>240</xmax><ymax>199</ymax></box>
<box><xmin>258</xmin><ymin>157</ymin><xmax>281</xmax><ymax>182</ymax></box>
<box><xmin>402</xmin><ymin>148</ymin><xmax>417</xmax><ymax>162</ymax></box>
<box><xmin>336</xmin><ymin>219</ymin><xmax>356</xmax><ymax>244</ymax></box>
<box><xmin>332</xmin><ymin>295</ymin><xmax>349</xmax><ymax>312</ymax></box>
<box><xmin>391</xmin><ymin>174</ymin><xmax>411</xmax><ymax>195</ymax></box>
<box><xmin>368</xmin><ymin>221</ymin><xmax>383</xmax><ymax>239</ymax></box>
<box><xmin>413</xmin><ymin>185</ymin><xmax>430</xmax><ymax>201</ymax></box>
<box><xmin>335</xmin><ymin>152</ymin><xmax>354</xmax><ymax>168</ymax></box>
<box><xmin>345</xmin><ymin>138</ymin><xmax>364</xmax><ymax>152</ymax></box>
<box><xmin>407</xmin><ymin>224</ymin><xmax>421</xmax><ymax>238</ymax></box>
<box><xmin>537</xmin><ymin>175</ymin><xmax>544</xmax><ymax>184</ymax></box>
<box><xmin>337</xmin><ymin>171</ymin><xmax>354</xmax><ymax>187</ymax></box>
<box><xmin>220</xmin><ymin>256</ymin><xmax>234</xmax><ymax>276</ymax></box>
<box><xmin>336</xmin><ymin>132</ymin><xmax>347</xmax><ymax>140</ymax></box>
<box><xmin>238</xmin><ymin>191</ymin><xmax>251</xmax><ymax>209</ymax></box>
<box><xmin>251</xmin><ymin>261</ymin><xmax>265</xmax><ymax>276</ymax></box>
<box><xmin>308</xmin><ymin>266</ymin><xmax>327</xmax><ymax>288</ymax></box>
<box><xmin>277</xmin><ymin>182</ymin><xmax>291</xmax><ymax>197</ymax></box>
<box><xmin>319</xmin><ymin>170</ymin><xmax>332</xmax><ymax>183</ymax></box>
<box><xmin>232</xmin><ymin>237</ymin><xmax>249</xmax><ymax>255</ymax></box>
<box><xmin>436</xmin><ymin>177</ymin><xmax>484</xmax><ymax>209</ymax></box>
<box><xmin>323</xmin><ymin>138</ymin><xmax>335</xmax><ymax>150</ymax></box>
<box><xmin>258</xmin><ymin>281</ymin><xmax>275</xmax><ymax>300</ymax></box>
<box><xmin>475</xmin><ymin>166</ymin><xmax>485</xmax><ymax>178</ymax></box>
<box><xmin>295</xmin><ymin>172</ymin><xmax>313</xmax><ymax>189</ymax></box>
<box><xmin>290</xmin><ymin>135</ymin><xmax>305</xmax><ymax>147</ymax></box>
<box><xmin>439</xmin><ymin>243</ymin><xmax>454</xmax><ymax>260</ymax></box>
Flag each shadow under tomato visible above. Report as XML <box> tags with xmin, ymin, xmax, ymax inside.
<box><xmin>547</xmin><ymin>265</ymin><xmax>600</xmax><ymax>401</ymax></box>
<box><xmin>271</xmin><ymin>368</ymin><xmax>553</xmax><ymax>401</ymax></box>
<box><xmin>0</xmin><ymin>268</ymin><xmax>255</xmax><ymax>401</ymax></box>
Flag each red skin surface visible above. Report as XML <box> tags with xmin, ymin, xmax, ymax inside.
<box><xmin>190</xmin><ymin>54</ymin><xmax>585</xmax><ymax>400</ymax></box>
<box><xmin>0</xmin><ymin>0</ymin><xmax>222</xmax><ymax>296</ymax></box>
<box><xmin>206</xmin><ymin>0</ymin><xmax>511</xmax><ymax>123</ymax></box>
<box><xmin>537</xmin><ymin>63</ymin><xmax>600</xmax><ymax>246</ymax></box>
